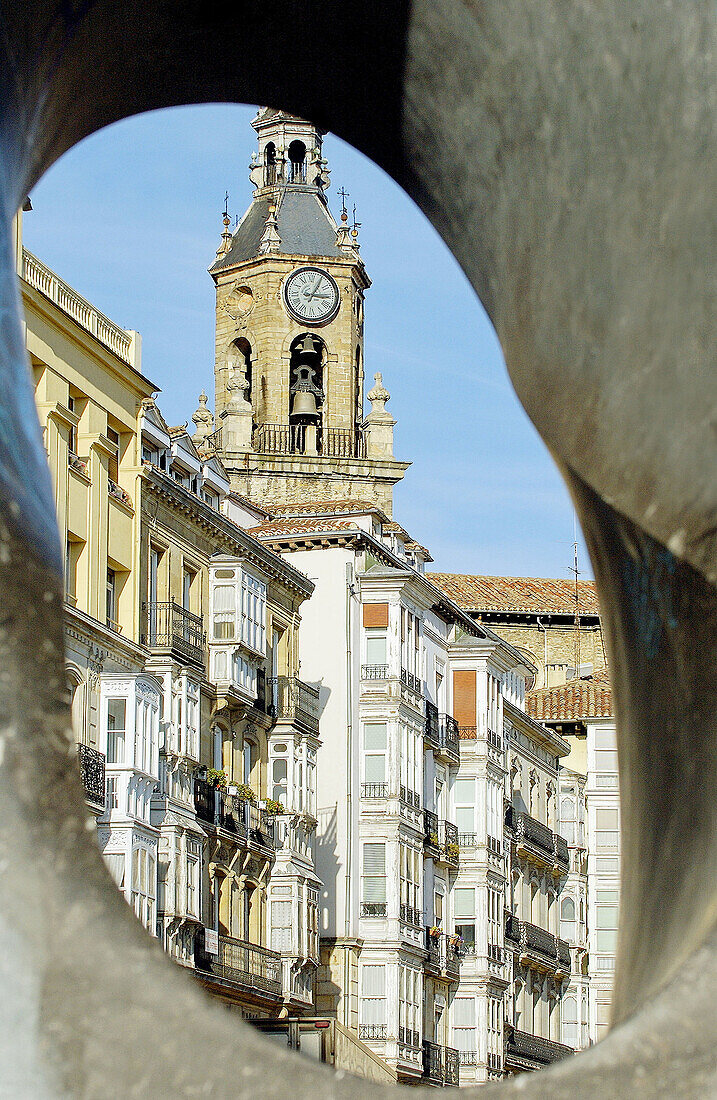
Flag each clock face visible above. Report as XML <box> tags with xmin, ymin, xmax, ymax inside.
<box><xmin>283</xmin><ymin>266</ymin><xmax>340</xmax><ymax>325</ymax></box>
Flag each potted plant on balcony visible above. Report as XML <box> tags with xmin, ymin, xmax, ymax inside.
<box><xmin>206</xmin><ymin>768</ymin><xmax>227</xmax><ymax>791</ymax></box>
<box><xmin>428</xmin><ymin>925</ymin><xmax>441</xmax><ymax>941</ymax></box>
<box><xmin>235</xmin><ymin>783</ymin><xmax>255</xmax><ymax>802</ymax></box>
<box><xmin>429</xmin><ymin>832</ymin><xmax>440</xmax><ymax>848</ymax></box>
<box><xmin>446</xmin><ymin>841</ymin><xmax>460</xmax><ymax>860</ymax></box>
<box><xmin>449</xmin><ymin>933</ymin><xmax>464</xmax><ymax>956</ymax></box>
<box><xmin>264</xmin><ymin>798</ymin><xmax>284</xmax><ymax>815</ymax></box>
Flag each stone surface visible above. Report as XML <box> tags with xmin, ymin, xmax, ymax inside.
<box><xmin>0</xmin><ymin>1</ymin><xmax>714</xmax><ymax>1096</ymax></box>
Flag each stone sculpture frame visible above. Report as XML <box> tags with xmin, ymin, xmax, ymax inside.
<box><xmin>0</xmin><ymin>1</ymin><xmax>714</xmax><ymax>1096</ymax></box>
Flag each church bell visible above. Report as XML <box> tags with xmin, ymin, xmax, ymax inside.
<box><xmin>291</xmin><ymin>387</ymin><xmax>319</xmax><ymax>419</ymax></box>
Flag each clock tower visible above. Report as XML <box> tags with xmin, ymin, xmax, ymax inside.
<box><xmin>206</xmin><ymin>108</ymin><xmax>409</xmax><ymax>515</ymax></box>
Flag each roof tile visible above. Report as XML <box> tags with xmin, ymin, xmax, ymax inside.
<box><xmin>426</xmin><ymin>573</ymin><xmax>601</xmax><ymax>616</ymax></box>
<box><xmin>526</xmin><ymin>667</ymin><xmax>613</xmax><ymax>721</ymax></box>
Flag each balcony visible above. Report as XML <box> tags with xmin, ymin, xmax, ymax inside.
<box><xmin>504</xmin><ymin>1026</ymin><xmax>573</xmax><ymax>1072</ymax></box>
<box><xmin>425</xmin><ymin>928</ymin><xmax>461</xmax><ymax>980</ymax></box>
<box><xmin>508</xmin><ymin>808</ymin><xmax>570</xmax><ymax>875</ymax></box>
<box><xmin>361</xmin><ymin>663</ymin><xmax>389</xmax><ymax>680</ymax></box>
<box><xmin>423</xmin><ymin>811</ymin><xmax>459</xmax><ymax>867</ymax></box>
<box><xmin>359</xmin><ymin>1024</ymin><xmax>387</xmax><ymax>1041</ymax></box>
<box><xmin>268</xmin><ymin>675</ymin><xmax>320</xmax><ymax>734</ymax></box>
<box><xmin>400</xmin><ymin>904</ymin><xmax>422</xmax><ymax>928</ymax></box>
<box><xmin>252</xmin><ymin>422</ymin><xmax>367</xmax><ymax>458</ymax></box>
<box><xmin>422</xmin><ymin>1040</ymin><xmax>460</xmax><ymax>1087</ymax></box>
<box><xmin>77</xmin><ymin>743</ymin><xmax>105</xmax><ymax>809</ymax></box>
<box><xmin>424</xmin><ymin>704</ymin><xmax>459</xmax><ymax>763</ymax></box>
<box><xmin>400</xmin><ymin>667</ymin><xmax>422</xmax><ymax>697</ymax></box>
<box><xmin>144</xmin><ymin>599</ymin><xmax>205</xmax><ymax>666</ymax></box>
<box><xmin>361</xmin><ymin>782</ymin><xmax>389</xmax><ymax>799</ymax></box>
<box><xmin>194</xmin><ymin>778</ymin><xmax>275</xmax><ymax>852</ymax></box>
<box><xmin>504</xmin><ymin>914</ymin><xmax>571</xmax><ymax>978</ymax></box>
<box><xmin>194</xmin><ymin>929</ymin><xmax>282</xmax><ymax>998</ymax></box>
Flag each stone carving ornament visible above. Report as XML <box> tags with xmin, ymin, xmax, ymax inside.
<box><xmin>0</xmin><ymin>2</ymin><xmax>714</xmax><ymax>1098</ymax></box>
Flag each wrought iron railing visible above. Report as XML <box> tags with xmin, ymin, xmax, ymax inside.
<box><xmin>400</xmin><ymin>785</ymin><xmax>421</xmax><ymax>810</ymax></box>
<box><xmin>400</xmin><ymin>667</ymin><xmax>422</xmax><ymax>695</ymax></box>
<box><xmin>505</xmin><ymin>1027</ymin><xmax>573</xmax><ymax>1067</ymax></box>
<box><xmin>359</xmin><ymin>1024</ymin><xmax>387</xmax><ymax>1041</ymax></box>
<box><xmin>144</xmin><ymin>600</ymin><xmax>205</xmax><ymax>665</ymax></box>
<box><xmin>440</xmin><ymin>819</ymin><xmax>460</xmax><ymax>865</ymax></box>
<box><xmin>400</xmin><ymin>903</ymin><xmax>421</xmax><ymax>927</ymax></box>
<box><xmin>512</xmin><ymin>809</ymin><xmax>570</xmax><ymax>872</ymax></box>
<box><xmin>424</xmin><ymin>808</ymin><xmax>439</xmax><ymax>849</ymax></box>
<box><xmin>361</xmin><ymin>664</ymin><xmax>389</xmax><ymax>680</ymax></box>
<box><xmin>458</xmin><ymin>832</ymin><xmax>477</xmax><ymax>847</ymax></box>
<box><xmin>77</xmin><ymin>743</ymin><xmax>105</xmax><ymax>808</ymax></box>
<box><xmin>360</xmin><ymin>902</ymin><xmax>387</xmax><ymax>917</ymax></box>
<box><xmin>361</xmin><ymin>782</ymin><xmax>388</xmax><ymax>799</ymax></box>
<box><xmin>193</xmin><ymin>779</ymin><xmax>275</xmax><ymax>850</ymax></box>
<box><xmin>194</xmin><ymin>929</ymin><xmax>281</xmax><ymax>995</ymax></box>
<box><xmin>504</xmin><ymin>914</ymin><xmax>570</xmax><ymax>975</ymax></box>
<box><xmin>425</xmin><ymin>701</ymin><xmax>440</xmax><ymax>743</ymax></box>
<box><xmin>460</xmin><ymin>1050</ymin><xmax>478</xmax><ymax>1066</ymax></box>
<box><xmin>425</xmin><ymin>928</ymin><xmax>462</xmax><ymax>975</ymax></box>
<box><xmin>422</xmin><ymin>1041</ymin><xmax>460</xmax><ymax>1086</ymax></box>
<box><xmin>268</xmin><ymin>675</ymin><xmax>320</xmax><ymax>733</ymax></box>
<box><xmin>202</xmin><ymin>426</ymin><xmax>222</xmax><ymax>451</ymax></box>
<box><xmin>252</xmin><ymin>422</ymin><xmax>366</xmax><ymax>458</ymax></box>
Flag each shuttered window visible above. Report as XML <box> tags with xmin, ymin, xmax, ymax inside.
<box><xmin>362</xmin><ymin>843</ymin><xmax>386</xmax><ymax>904</ymax></box>
<box><xmin>453</xmin><ymin>670</ymin><xmax>476</xmax><ymax>730</ymax></box>
<box><xmin>363</xmin><ymin>602</ymin><xmax>389</xmax><ymax>628</ymax></box>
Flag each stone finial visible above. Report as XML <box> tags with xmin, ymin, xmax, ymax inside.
<box><xmin>191</xmin><ymin>391</ymin><xmax>214</xmax><ymax>444</ymax></box>
<box><xmin>258</xmin><ymin>202</ymin><xmax>281</xmax><ymax>253</ymax></box>
<box><xmin>216</xmin><ymin>210</ymin><xmax>233</xmax><ymax>258</ymax></box>
<box><xmin>367</xmin><ymin>372</ymin><xmax>390</xmax><ymax>414</ymax></box>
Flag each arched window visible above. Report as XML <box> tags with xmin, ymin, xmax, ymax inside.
<box><xmin>288</xmin><ymin>139</ymin><xmax>306</xmax><ymax>183</ymax></box>
<box><xmin>228</xmin><ymin>337</ymin><xmax>252</xmax><ymax>403</ymax></box>
<box><xmin>289</xmin><ymin>333</ymin><xmax>325</xmax><ymax>441</ymax></box>
<box><xmin>264</xmin><ymin>141</ymin><xmax>276</xmax><ymax>185</ymax></box>
<box><xmin>561</xmin><ymin>896</ymin><xmax>576</xmax><ymax>942</ymax></box>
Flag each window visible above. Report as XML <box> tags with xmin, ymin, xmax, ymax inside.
<box><xmin>399</xmin><ymin>966</ymin><xmax>421</xmax><ymax>1046</ymax></box>
<box><xmin>271</xmin><ymin>896</ymin><xmax>293</xmax><ymax>952</ymax></box>
<box><xmin>67</xmin><ymin>394</ymin><xmax>77</xmax><ymax>454</ymax></box>
<box><xmin>106</xmin><ymin>698</ymin><xmax>126</xmax><ymax>764</ymax></box>
<box><xmin>453</xmin><ymin>997</ymin><xmax>475</xmax><ymax>1055</ymax></box>
<box><xmin>454</xmin><ymin>778</ymin><xmax>476</xmax><ymax>840</ymax></box>
<box><xmin>213</xmin><ymin>579</ymin><xmax>236</xmax><ymax>640</ymax></box>
<box><xmin>594</xmin><ymin>728</ymin><xmax>618</xmax><ymax>773</ymax></box>
<box><xmin>596</xmin><ymin>997</ymin><xmax>612</xmax><ymax>1040</ymax></box>
<box><xmin>454</xmin><ymin>887</ymin><xmax>476</xmax><ymax>951</ymax></box>
<box><xmin>361</xmin><ymin>843</ymin><xmax>386</xmax><ymax>915</ymax></box>
<box><xmin>105</xmin><ymin>775</ymin><xmax>118</xmax><ymax>810</ymax></box>
<box><xmin>561</xmin><ymin>896</ymin><xmax>576</xmax><ymax>942</ymax></box>
<box><xmin>595</xmin><ymin>807</ymin><xmax>619</xmax><ymax>850</ymax></box>
<box><xmin>400</xmin><ymin>843</ymin><xmax>420</xmax><ymax>921</ymax></box>
<box><xmin>488</xmin><ymin>886</ymin><xmax>502</xmax><ymax>955</ymax></box>
<box><xmin>400</xmin><ymin>607</ymin><xmax>421</xmax><ymax>681</ymax></box>
<box><xmin>595</xmin><ymin>889</ymin><xmax>619</xmax><ymax>953</ymax></box>
<box><xmin>107</xmin><ymin>426</ymin><xmax>120</xmax><ymax>483</ymax></box>
<box><xmin>562</xmin><ymin>994</ymin><xmax>578</xmax><ymax>1047</ymax></box>
<box><xmin>210</xmin><ymin>567</ymin><xmax>266</xmax><ymax>655</ymax></box>
<box><xmin>360</xmin><ymin>965</ymin><xmax>386</xmax><ymax>1027</ymax></box>
<box><xmin>363</xmin><ymin>723</ymin><xmax>387</xmax><ymax>787</ymax></box>
<box><xmin>131</xmin><ymin>845</ymin><xmax>156</xmax><ymax>932</ymax></box>
<box><xmin>365</xmin><ymin>629</ymin><xmax>387</xmax><ymax>666</ymax></box>
<box><xmin>182</xmin><ymin>567</ymin><xmax>194</xmax><ymax>610</ymax></box>
<box><xmin>560</xmin><ymin>796</ymin><xmax>576</xmax><ymax>844</ymax></box>
<box><xmin>106</xmin><ymin>568</ymin><xmax>117</xmax><ymax>626</ymax></box>
<box><xmin>272</xmin><ymin>756</ymin><xmax>288</xmax><ymax>805</ymax></box>
<box><xmin>104</xmin><ymin>851</ymin><xmax>125</xmax><ymax>890</ymax></box>
<box><xmin>186</xmin><ymin>843</ymin><xmax>200</xmax><ymax>918</ymax></box>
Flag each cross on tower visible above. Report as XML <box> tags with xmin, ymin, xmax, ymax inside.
<box><xmin>338</xmin><ymin>187</ymin><xmax>350</xmax><ymax>218</ymax></box>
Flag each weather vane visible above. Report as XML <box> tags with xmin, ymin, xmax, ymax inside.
<box><xmin>352</xmin><ymin>203</ymin><xmax>361</xmax><ymax>235</ymax></box>
<box><xmin>223</xmin><ymin>190</ymin><xmax>229</xmax><ymax>219</ymax></box>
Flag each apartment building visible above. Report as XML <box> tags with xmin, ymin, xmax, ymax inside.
<box><xmin>20</xmin><ymin>215</ymin><xmax>322</xmax><ymax>1020</ymax></box>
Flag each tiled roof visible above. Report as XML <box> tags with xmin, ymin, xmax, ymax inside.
<box><xmin>274</xmin><ymin>499</ymin><xmax>385</xmax><ymax>518</ymax></box>
<box><xmin>426</xmin><ymin>573</ymin><xmax>601</xmax><ymax>616</ymax></box>
<box><xmin>526</xmin><ymin>667</ymin><xmax>613</xmax><ymax>721</ymax></box>
<box><xmin>210</xmin><ymin>189</ymin><xmax>341</xmax><ymax>272</ymax></box>
<box><xmin>247</xmin><ymin>517</ymin><xmax>359</xmax><ymax>538</ymax></box>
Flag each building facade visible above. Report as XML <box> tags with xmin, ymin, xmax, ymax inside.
<box><xmin>20</xmin><ymin>213</ymin><xmax>322</xmax><ymax>1020</ymax></box>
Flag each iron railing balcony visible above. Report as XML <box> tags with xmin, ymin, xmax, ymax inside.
<box><xmin>424</xmin><ymin>808</ymin><xmax>440</xmax><ymax>852</ymax></box>
<box><xmin>361</xmin><ymin>782</ymin><xmax>389</xmax><ymax>799</ymax></box>
<box><xmin>194</xmin><ymin>929</ymin><xmax>282</xmax><ymax>996</ymax></box>
<box><xmin>400</xmin><ymin>667</ymin><xmax>422</xmax><ymax>696</ymax></box>
<box><xmin>424</xmin><ymin>704</ymin><xmax>460</xmax><ymax>762</ymax></box>
<box><xmin>193</xmin><ymin>778</ymin><xmax>275</xmax><ymax>851</ymax></box>
<box><xmin>458</xmin><ymin>831</ymin><xmax>477</xmax><ymax>847</ymax></box>
<box><xmin>425</xmin><ymin>928</ymin><xmax>462</xmax><ymax>979</ymax></box>
<box><xmin>77</xmin><ymin>743</ymin><xmax>105</xmax><ymax>808</ymax></box>
<box><xmin>268</xmin><ymin>675</ymin><xmax>320</xmax><ymax>733</ymax></box>
<box><xmin>400</xmin><ymin>785</ymin><xmax>421</xmax><ymax>810</ymax></box>
<box><xmin>400</xmin><ymin>903</ymin><xmax>421</xmax><ymax>927</ymax></box>
<box><xmin>438</xmin><ymin>819</ymin><xmax>460</xmax><ymax>867</ymax></box>
<box><xmin>511</xmin><ymin>809</ymin><xmax>571</xmax><ymax>874</ymax></box>
<box><xmin>143</xmin><ymin>599</ymin><xmax>205</xmax><ymax>666</ymax></box>
<box><xmin>422</xmin><ymin>1041</ymin><xmax>460</xmax><ymax>1086</ymax></box>
<box><xmin>360</xmin><ymin>901</ymin><xmax>387</xmax><ymax>917</ymax></box>
<box><xmin>359</xmin><ymin>1024</ymin><xmax>387</xmax><ymax>1041</ymax></box>
<box><xmin>504</xmin><ymin>914</ymin><xmax>571</xmax><ymax>977</ymax></box>
<box><xmin>460</xmin><ymin>1050</ymin><xmax>479</xmax><ymax>1067</ymax></box>
<box><xmin>425</xmin><ymin>701</ymin><xmax>440</xmax><ymax>745</ymax></box>
<box><xmin>361</xmin><ymin>663</ymin><xmax>389</xmax><ymax>680</ymax></box>
<box><xmin>504</xmin><ymin>1027</ymin><xmax>573</xmax><ymax>1070</ymax></box>
<box><xmin>252</xmin><ymin>422</ymin><xmax>367</xmax><ymax>458</ymax></box>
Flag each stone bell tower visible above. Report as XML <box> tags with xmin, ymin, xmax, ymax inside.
<box><xmin>207</xmin><ymin>108</ymin><xmax>409</xmax><ymax>515</ymax></box>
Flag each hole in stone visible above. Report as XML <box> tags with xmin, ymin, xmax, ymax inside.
<box><xmin>21</xmin><ymin>102</ymin><xmax>616</xmax><ymax>1083</ymax></box>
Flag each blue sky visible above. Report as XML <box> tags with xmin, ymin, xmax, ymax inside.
<box><xmin>23</xmin><ymin>103</ymin><xmax>589</xmax><ymax>579</ymax></box>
